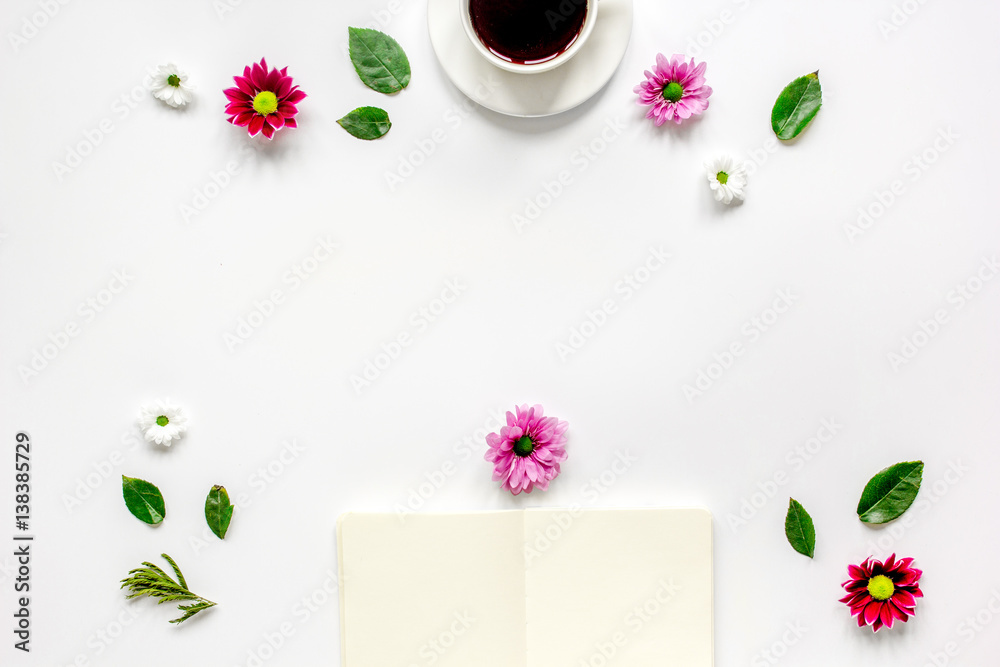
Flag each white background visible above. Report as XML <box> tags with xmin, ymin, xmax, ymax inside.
<box><xmin>2</xmin><ymin>0</ymin><xmax>999</xmax><ymax>665</ymax></box>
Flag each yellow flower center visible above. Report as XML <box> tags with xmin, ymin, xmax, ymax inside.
<box><xmin>867</xmin><ymin>575</ymin><xmax>895</xmax><ymax>601</ymax></box>
<box><xmin>253</xmin><ymin>91</ymin><xmax>278</xmax><ymax>116</ymax></box>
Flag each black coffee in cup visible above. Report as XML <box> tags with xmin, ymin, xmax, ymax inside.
<box><xmin>469</xmin><ymin>0</ymin><xmax>588</xmax><ymax>65</ymax></box>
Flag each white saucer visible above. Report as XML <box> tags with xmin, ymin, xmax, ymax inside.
<box><xmin>428</xmin><ymin>0</ymin><xmax>634</xmax><ymax>117</ymax></box>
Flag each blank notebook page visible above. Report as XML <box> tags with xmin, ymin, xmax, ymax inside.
<box><xmin>337</xmin><ymin>508</ymin><xmax>713</xmax><ymax>667</ymax></box>
<box><xmin>338</xmin><ymin>511</ymin><xmax>527</xmax><ymax>667</ymax></box>
<box><xmin>524</xmin><ymin>508</ymin><xmax>713</xmax><ymax>666</ymax></box>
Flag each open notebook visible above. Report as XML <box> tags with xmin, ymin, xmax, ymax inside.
<box><xmin>337</xmin><ymin>508</ymin><xmax>713</xmax><ymax>666</ymax></box>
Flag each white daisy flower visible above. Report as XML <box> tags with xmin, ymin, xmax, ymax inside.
<box><xmin>138</xmin><ymin>399</ymin><xmax>189</xmax><ymax>446</ymax></box>
<box><xmin>149</xmin><ymin>63</ymin><xmax>193</xmax><ymax>108</ymax></box>
<box><xmin>705</xmin><ymin>155</ymin><xmax>749</xmax><ymax>205</ymax></box>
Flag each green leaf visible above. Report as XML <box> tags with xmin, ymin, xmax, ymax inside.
<box><xmin>348</xmin><ymin>27</ymin><xmax>411</xmax><ymax>94</ymax></box>
<box><xmin>338</xmin><ymin>106</ymin><xmax>392</xmax><ymax>140</ymax></box>
<box><xmin>205</xmin><ymin>485</ymin><xmax>234</xmax><ymax>540</ymax></box>
<box><xmin>857</xmin><ymin>461</ymin><xmax>924</xmax><ymax>524</ymax></box>
<box><xmin>120</xmin><ymin>553</ymin><xmax>216</xmax><ymax>624</ymax></box>
<box><xmin>771</xmin><ymin>71</ymin><xmax>822</xmax><ymax>140</ymax></box>
<box><xmin>784</xmin><ymin>498</ymin><xmax>816</xmax><ymax>558</ymax></box>
<box><xmin>122</xmin><ymin>475</ymin><xmax>165</xmax><ymax>525</ymax></box>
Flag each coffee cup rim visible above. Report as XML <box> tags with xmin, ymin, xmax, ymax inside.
<box><xmin>460</xmin><ymin>0</ymin><xmax>598</xmax><ymax>75</ymax></box>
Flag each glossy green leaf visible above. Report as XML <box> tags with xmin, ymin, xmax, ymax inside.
<box><xmin>338</xmin><ymin>106</ymin><xmax>392</xmax><ymax>140</ymax></box>
<box><xmin>348</xmin><ymin>27</ymin><xmax>411</xmax><ymax>94</ymax></box>
<box><xmin>857</xmin><ymin>461</ymin><xmax>924</xmax><ymax>524</ymax></box>
<box><xmin>205</xmin><ymin>485</ymin><xmax>234</xmax><ymax>540</ymax></box>
<box><xmin>771</xmin><ymin>71</ymin><xmax>822</xmax><ymax>140</ymax></box>
<box><xmin>784</xmin><ymin>498</ymin><xmax>815</xmax><ymax>558</ymax></box>
<box><xmin>122</xmin><ymin>475</ymin><xmax>165</xmax><ymax>525</ymax></box>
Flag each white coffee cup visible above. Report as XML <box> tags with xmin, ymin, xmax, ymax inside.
<box><xmin>460</xmin><ymin>0</ymin><xmax>598</xmax><ymax>74</ymax></box>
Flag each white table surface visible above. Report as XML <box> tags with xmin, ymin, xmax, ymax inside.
<box><xmin>2</xmin><ymin>0</ymin><xmax>999</xmax><ymax>665</ymax></box>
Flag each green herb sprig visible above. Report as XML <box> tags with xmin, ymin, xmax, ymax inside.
<box><xmin>120</xmin><ymin>553</ymin><xmax>216</xmax><ymax>624</ymax></box>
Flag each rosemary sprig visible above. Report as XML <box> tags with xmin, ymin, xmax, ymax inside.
<box><xmin>120</xmin><ymin>553</ymin><xmax>217</xmax><ymax>624</ymax></box>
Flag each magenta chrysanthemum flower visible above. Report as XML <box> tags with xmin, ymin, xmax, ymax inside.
<box><xmin>485</xmin><ymin>404</ymin><xmax>568</xmax><ymax>495</ymax></box>
<box><xmin>224</xmin><ymin>57</ymin><xmax>306</xmax><ymax>139</ymax></box>
<box><xmin>839</xmin><ymin>554</ymin><xmax>924</xmax><ymax>632</ymax></box>
<box><xmin>633</xmin><ymin>53</ymin><xmax>712</xmax><ymax>126</ymax></box>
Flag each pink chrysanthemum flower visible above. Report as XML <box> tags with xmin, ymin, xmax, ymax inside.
<box><xmin>839</xmin><ymin>554</ymin><xmax>924</xmax><ymax>632</ymax></box>
<box><xmin>633</xmin><ymin>53</ymin><xmax>712</xmax><ymax>126</ymax></box>
<box><xmin>224</xmin><ymin>57</ymin><xmax>306</xmax><ymax>139</ymax></box>
<box><xmin>485</xmin><ymin>404</ymin><xmax>568</xmax><ymax>495</ymax></box>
